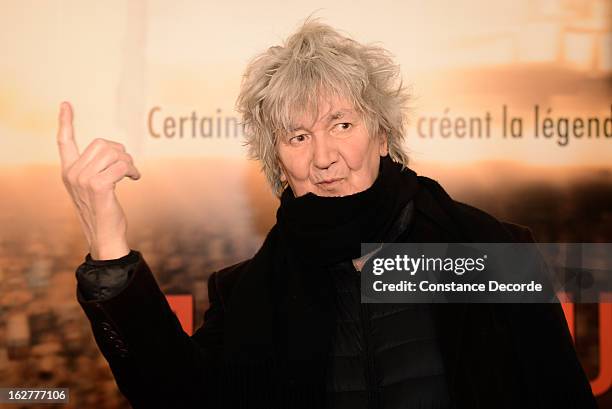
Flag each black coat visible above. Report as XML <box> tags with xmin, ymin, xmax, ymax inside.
<box><xmin>76</xmin><ymin>175</ymin><xmax>597</xmax><ymax>409</ymax></box>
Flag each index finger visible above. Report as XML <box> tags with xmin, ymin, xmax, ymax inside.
<box><xmin>56</xmin><ymin>101</ymin><xmax>80</xmax><ymax>170</ymax></box>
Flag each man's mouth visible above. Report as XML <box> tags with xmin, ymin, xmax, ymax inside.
<box><xmin>317</xmin><ymin>178</ymin><xmax>343</xmax><ymax>185</ymax></box>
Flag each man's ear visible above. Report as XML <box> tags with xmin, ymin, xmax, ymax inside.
<box><xmin>279</xmin><ymin>166</ymin><xmax>287</xmax><ymax>183</ymax></box>
<box><xmin>379</xmin><ymin>132</ymin><xmax>389</xmax><ymax>156</ymax></box>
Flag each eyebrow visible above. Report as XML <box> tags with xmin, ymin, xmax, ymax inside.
<box><xmin>289</xmin><ymin>109</ymin><xmax>354</xmax><ymax>132</ymax></box>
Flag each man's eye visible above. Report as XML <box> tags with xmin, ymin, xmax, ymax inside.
<box><xmin>290</xmin><ymin>134</ymin><xmax>307</xmax><ymax>144</ymax></box>
<box><xmin>336</xmin><ymin>122</ymin><xmax>352</xmax><ymax>131</ymax></box>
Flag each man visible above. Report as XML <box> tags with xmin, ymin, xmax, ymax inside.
<box><xmin>59</xmin><ymin>18</ymin><xmax>596</xmax><ymax>409</ymax></box>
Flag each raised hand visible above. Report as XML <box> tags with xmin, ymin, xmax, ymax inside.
<box><xmin>56</xmin><ymin>101</ymin><xmax>141</xmax><ymax>260</ymax></box>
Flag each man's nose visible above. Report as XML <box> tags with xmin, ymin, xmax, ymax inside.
<box><xmin>312</xmin><ymin>134</ymin><xmax>338</xmax><ymax>170</ymax></box>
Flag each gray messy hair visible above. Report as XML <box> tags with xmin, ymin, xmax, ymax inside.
<box><xmin>235</xmin><ymin>16</ymin><xmax>412</xmax><ymax>197</ymax></box>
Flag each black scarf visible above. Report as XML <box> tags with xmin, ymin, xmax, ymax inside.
<box><xmin>218</xmin><ymin>155</ymin><xmax>420</xmax><ymax>408</ymax></box>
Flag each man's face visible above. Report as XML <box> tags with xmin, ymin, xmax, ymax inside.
<box><xmin>276</xmin><ymin>95</ymin><xmax>388</xmax><ymax>197</ymax></box>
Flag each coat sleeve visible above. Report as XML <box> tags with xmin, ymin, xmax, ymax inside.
<box><xmin>76</xmin><ymin>249</ymin><xmax>139</xmax><ymax>301</ymax></box>
<box><xmin>500</xmin><ymin>222</ymin><xmax>598</xmax><ymax>408</ymax></box>
<box><xmin>75</xmin><ymin>250</ymin><xmax>223</xmax><ymax>409</ymax></box>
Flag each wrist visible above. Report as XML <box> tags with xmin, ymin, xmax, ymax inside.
<box><xmin>90</xmin><ymin>239</ymin><xmax>130</xmax><ymax>261</ymax></box>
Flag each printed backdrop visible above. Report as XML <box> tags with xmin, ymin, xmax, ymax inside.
<box><xmin>0</xmin><ymin>0</ymin><xmax>610</xmax><ymax>407</ymax></box>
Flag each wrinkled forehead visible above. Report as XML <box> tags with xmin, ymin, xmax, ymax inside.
<box><xmin>289</xmin><ymin>103</ymin><xmax>358</xmax><ymax>132</ymax></box>
<box><xmin>269</xmin><ymin>87</ymin><xmax>363</xmax><ymax>136</ymax></box>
